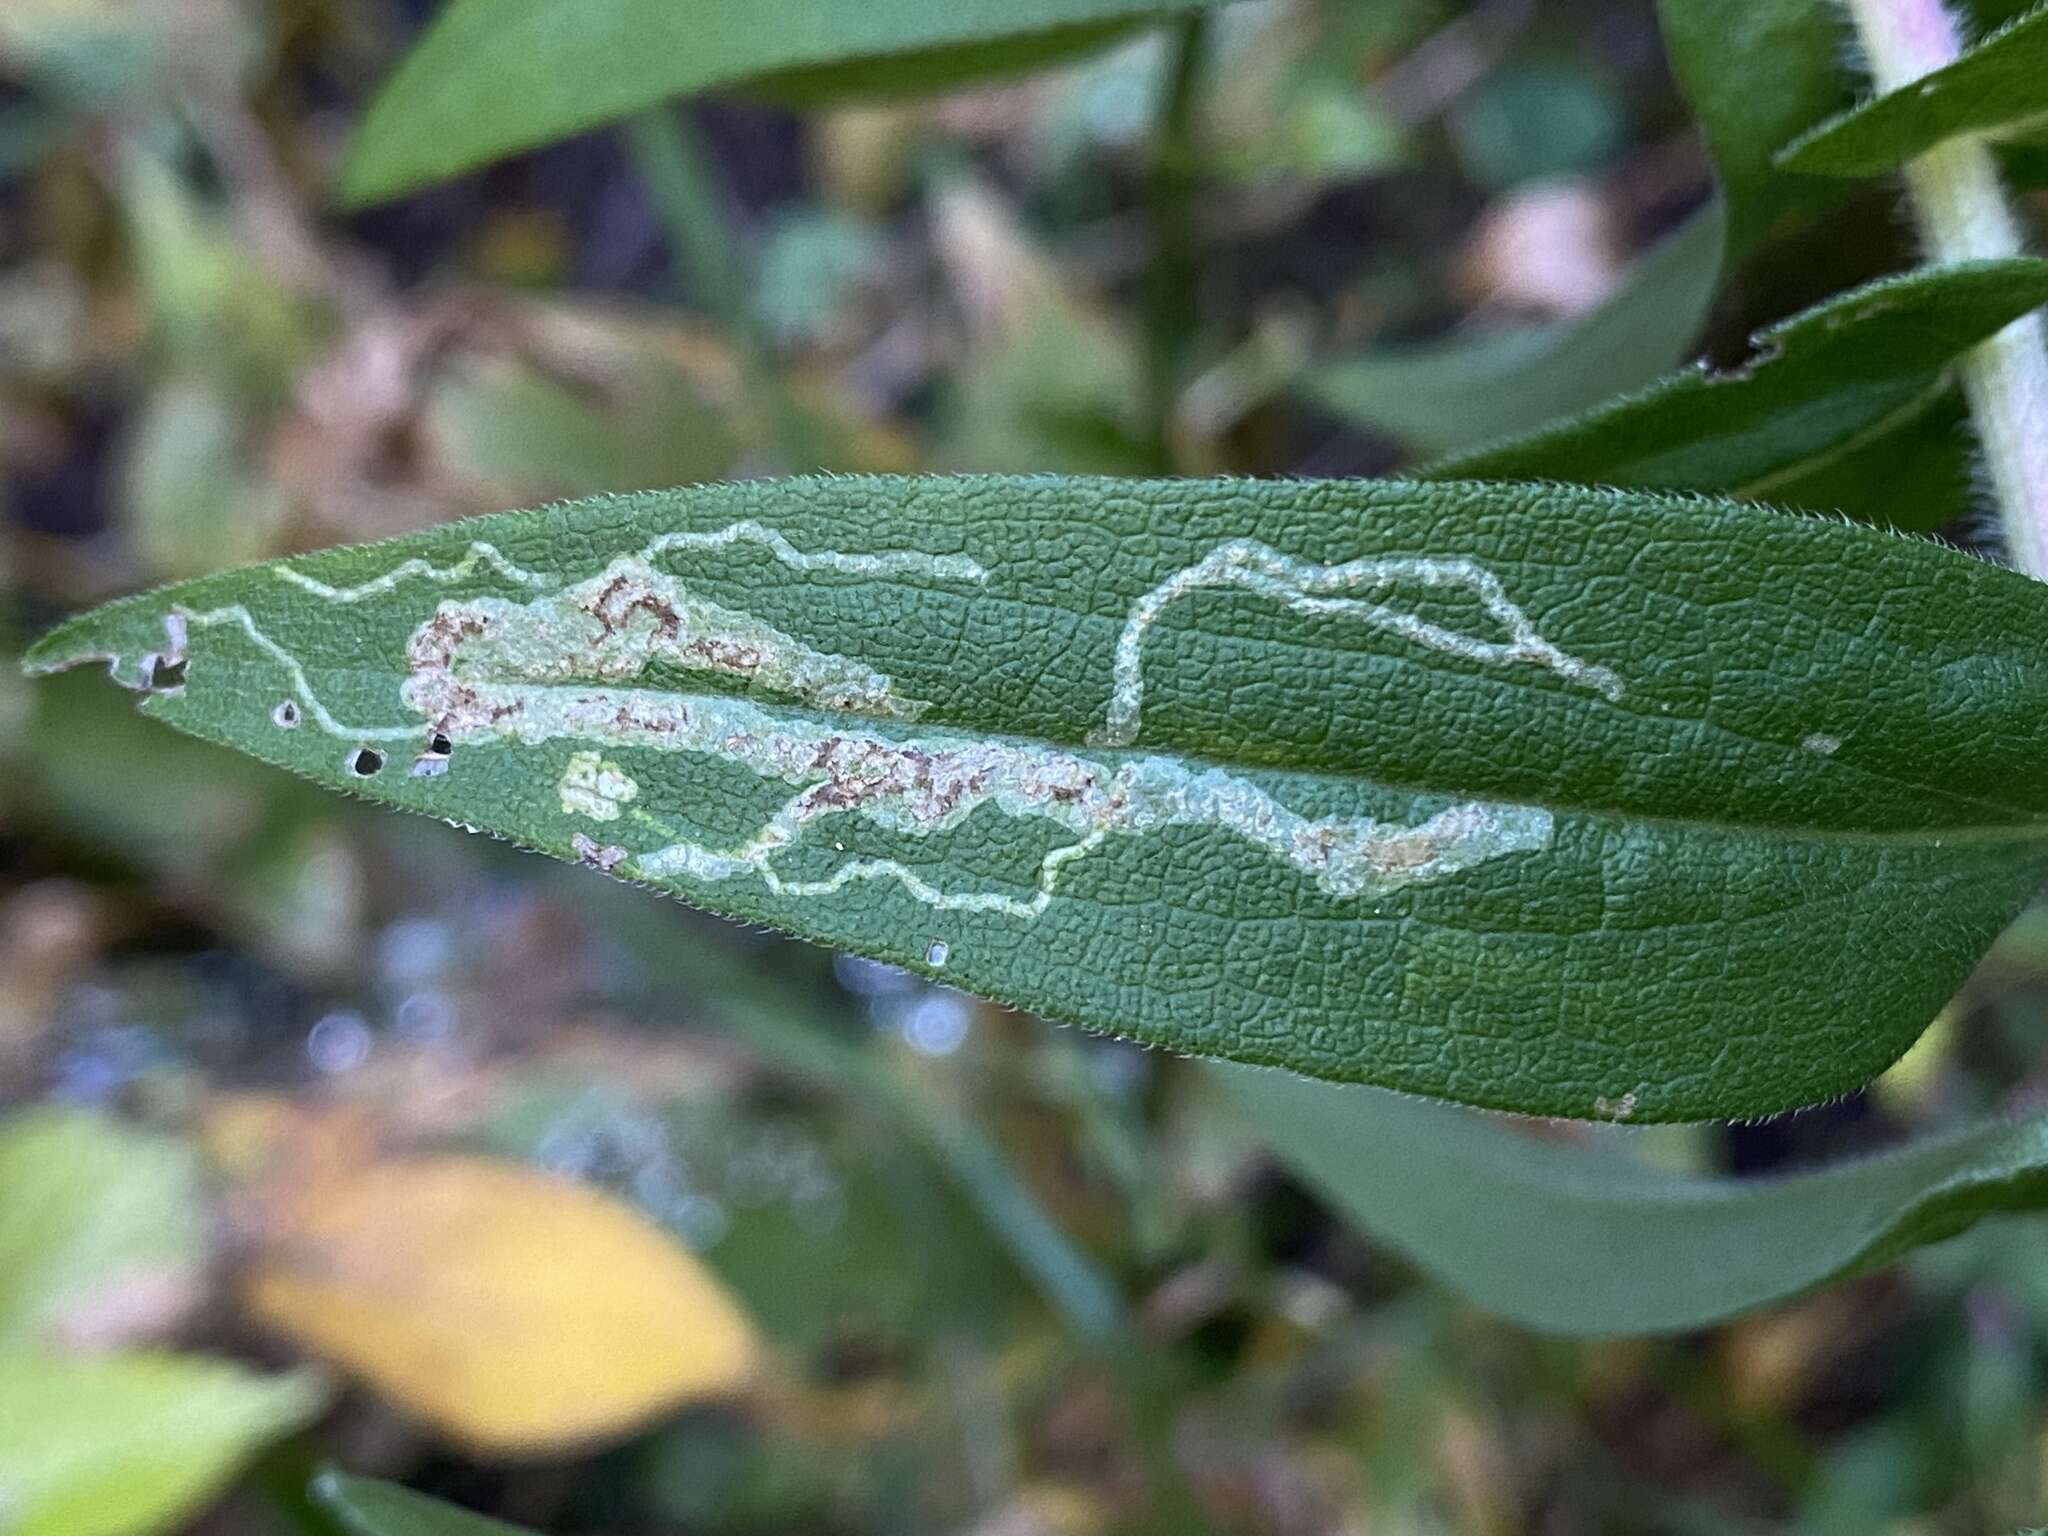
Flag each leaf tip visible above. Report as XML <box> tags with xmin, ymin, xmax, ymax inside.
<box><xmin>22</xmin><ymin>597</ymin><xmax>187</xmax><ymax>692</ymax></box>
<box><xmin>22</xmin><ymin>616</ymin><xmax>111</xmax><ymax>679</ymax></box>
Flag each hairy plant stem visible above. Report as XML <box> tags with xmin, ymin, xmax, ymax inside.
<box><xmin>1143</xmin><ymin>14</ymin><xmax>1212</xmax><ymax>473</ymax></box>
<box><xmin>623</xmin><ymin>106</ymin><xmax>817</xmax><ymax>472</ymax></box>
<box><xmin>1838</xmin><ymin>0</ymin><xmax>2048</xmax><ymax>577</ymax></box>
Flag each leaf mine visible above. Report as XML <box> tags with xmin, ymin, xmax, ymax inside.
<box><xmin>32</xmin><ymin>474</ymin><xmax>2048</xmax><ymax>1121</ymax></box>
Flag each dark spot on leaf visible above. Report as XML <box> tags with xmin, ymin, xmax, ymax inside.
<box><xmin>147</xmin><ymin>656</ymin><xmax>187</xmax><ymax>690</ymax></box>
<box><xmin>429</xmin><ymin>732</ymin><xmax>454</xmax><ymax>756</ymax></box>
<box><xmin>349</xmin><ymin>747</ymin><xmax>386</xmax><ymax>777</ymax></box>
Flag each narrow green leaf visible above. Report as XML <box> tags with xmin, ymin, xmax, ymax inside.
<box><xmin>1652</xmin><ymin>0</ymin><xmax>1852</xmax><ymax>256</ymax></box>
<box><xmin>1308</xmin><ymin>0</ymin><xmax>1854</xmax><ymax>453</ymax></box>
<box><xmin>1305</xmin><ymin>208</ymin><xmax>1725</xmax><ymax>456</ymax></box>
<box><xmin>0</xmin><ymin>1353</ymin><xmax>323</xmax><ymax>1536</ymax></box>
<box><xmin>1763</xmin><ymin>386</ymin><xmax>1974</xmax><ymax>533</ymax></box>
<box><xmin>1424</xmin><ymin>258</ymin><xmax>2048</xmax><ymax>524</ymax></box>
<box><xmin>1228</xmin><ymin>1065</ymin><xmax>2048</xmax><ymax>1336</ymax></box>
<box><xmin>337</xmin><ymin>0</ymin><xmax>1226</xmax><ymax>207</ymax></box>
<box><xmin>24</xmin><ymin>475</ymin><xmax>2048</xmax><ymax>1121</ymax></box>
<box><xmin>1779</xmin><ymin>3</ymin><xmax>2048</xmax><ymax>176</ymax></box>
<box><xmin>312</xmin><ymin>1472</ymin><xmax>536</xmax><ymax>1536</ymax></box>
<box><xmin>0</xmin><ymin>1108</ymin><xmax>207</xmax><ymax>1352</ymax></box>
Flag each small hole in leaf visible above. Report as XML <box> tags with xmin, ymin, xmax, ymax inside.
<box><xmin>348</xmin><ymin>747</ymin><xmax>385</xmax><ymax>777</ymax></box>
<box><xmin>147</xmin><ymin>655</ymin><xmax>187</xmax><ymax>690</ymax></box>
<box><xmin>272</xmin><ymin>700</ymin><xmax>301</xmax><ymax>729</ymax></box>
<box><xmin>428</xmin><ymin>732</ymin><xmax>454</xmax><ymax>757</ymax></box>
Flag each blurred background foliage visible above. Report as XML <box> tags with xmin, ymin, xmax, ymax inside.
<box><xmin>5</xmin><ymin>0</ymin><xmax>2048</xmax><ymax>1533</ymax></box>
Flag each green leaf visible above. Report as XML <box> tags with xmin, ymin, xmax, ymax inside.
<box><xmin>1779</xmin><ymin>3</ymin><xmax>2048</xmax><ymax>177</ymax></box>
<box><xmin>0</xmin><ymin>1108</ymin><xmax>207</xmax><ymax>1352</ymax></box>
<box><xmin>1761</xmin><ymin>387</ymin><xmax>1974</xmax><ymax>533</ymax></box>
<box><xmin>1652</xmin><ymin>0</ymin><xmax>1852</xmax><ymax>257</ymax></box>
<box><xmin>1423</xmin><ymin>258</ymin><xmax>2048</xmax><ymax>526</ymax></box>
<box><xmin>1304</xmin><ymin>208</ymin><xmax>1726</xmax><ymax>456</ymax></box>
<box><xmin>311</xmin><ymin>1472</ymin><xmax>536</xmax><ymax>1536</ymax></box>
<box><xmin>1308</xmin><ymin>0</ymin><xmax>1857</xmax><ymax>453</ymax></box>
<box><xmin>24</xmin><ymin>475</ymin><xmax>2048</xmax><ymax>1121</ymax></box>
<box><xmin>1444</xmin><ymin>62</ymin><xmax>1628</xmax><ymax>191</ymax></box>
<box><xmin>0</xmin><ymin>1352</ymin><xmax>323</xmax><ymax>1536</ymax></box>
<box><xmin>1227</xmin><ymin>1065</ymin><xmax>2048</xmax><ymax>1336</ymax></box>
<box><xmin>1308</xmin><ymin>0</ymin><xmax>1852</xmax><ymax>454</ymax></box>
<box><xmin>337</xmin><ymin>0</ymin><xmax>1227</xmax><ymax>207</ymax></box>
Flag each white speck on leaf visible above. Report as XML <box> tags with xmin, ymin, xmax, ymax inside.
<box><xmin>1594</xmin><ymin>1090</ymin><xmax>1638</xmax><ymax>1121</ymax></box>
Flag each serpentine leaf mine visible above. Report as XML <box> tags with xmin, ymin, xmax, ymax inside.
<box><xmin>115</xmin><ymin>525</ymin><xmax>1612</xmax><ymax>921</ymax></box>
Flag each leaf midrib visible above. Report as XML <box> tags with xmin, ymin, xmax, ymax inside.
<box><xmin>161</xmin><ymin>647</ymin><xmax>2048</xmax><ymax>852</ymax></box>
<box><xmin>407</xmin><ymin>565</ymin><xmax>2042</xmax><ymax>832</ymax></box>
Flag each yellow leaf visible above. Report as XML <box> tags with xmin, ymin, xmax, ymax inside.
<box><xmin>241</xmin><ymin>1156</ymin><xmax>757</xmax><ymax>1456</ymax></box>
<box><xmin>200</xmin><ymin>1093</ymin><xmax>384</xmax><ymax>1191</ymax></box>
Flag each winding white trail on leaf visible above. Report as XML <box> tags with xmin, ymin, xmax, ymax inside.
<box><xmin>176</xmin><ymin>605</ymin><xmax>424</xmax><ymax>741</ymax></box>
<box><xmin>276</xmin><ymin>521</ymin><xmax>989</xmax><ymax>603</ymax></box>
<box><xmin>466</xmin><ymin>679</ymin><xmax>1556</xmax><ymax>916</ymax></box>
<box><xmin>167</xmin><ymin>529</ymin><xmax>1575</xmax><ymax>916</ymax></box>
<box><xmin>275</xmin><ymin>542</ymin><xmax>553</xmax><ymax>602</ymax></box>
<box><xmin>1092</xmin><ymin>539</ymin><xmax>1623</xmax><ymax>747</ymax></box>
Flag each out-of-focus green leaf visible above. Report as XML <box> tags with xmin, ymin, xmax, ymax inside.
<box><xmin>1652</xmin><ymin>0</ymin><xmax>1852</xmax><ymax>256</ymax></box>
<box><xmin>0</xmin><ymin>101</ymin><xmax>71</xmax><ymax>177</ymax></box>
<box><xmin>0</xmin><ymin>0</ymin><xmax>166</xmax><ymax>106</ymax></box>
<box><xmin>930</xmin><ymin>177</ymin><xmax>1150</xmax><ymax>474</ymax></box>
<box><xmin>1308</xmin><ymin>0</ymin><xmax>1851</xmax><ymax>454</ymax></box>
<box><xmin>27</xmin><ymin>475</ymin><xmax>2048</xmax><ymax>1121</ymax></box>
<box><xmin>338</xmin><ymin>0</ymin><xmax>1233</xmax><ymax>206</ymax></box>
<box><xmin>1197</xmin><ymin>3</ymin><xmax>1408</xmax><ymax>184</ymax></box>
<box><xmin>1306</xmin><ymin>208</ymin><xmax>1724</xmax><ymax>456</ymax></box>
<box><xmin>1796</xmin><ymin>1418</ymin><xmax>1947</xmax><ymax>1533</ymax></box>
<box><xmin>0</xmin><ymin>1352</ymin><xmax>323</xmax><ymax>1536</ymax></box>
<box><xmin>1425</xmin><ymin>258</ymin><xmax>2048</xmax><ymax>529</ymax></box>
<box><xmin>311</xmin><ymin>1472</ymin><xmax>536</xmax><ymax>1536</ymax></box>
<box><xmin>0</xmin><ymin>1108</ymin><xmax>206</xmax><ymax>1353</ymax></box>
<box><xmin>1445</xmin><ymin>63</ymin><xmax>1626</xmax><ymax>190</ymax></box>
<box><xmin>1779</xmin><ymin>4</ymin><xmax>2048</xmax><ymax>176</ymax></box>
<box><xmin>420</xmin><ymin>320</ymin><xmax>742</xmax><ymax>499</ymax></box>
<box><xmin>938</xmin><ymin>282</ymin><xmax>1147</xmax><ymax>472</ymax></box>
<box><xmin>116</xmin><ymin>146</ymin><xmax>323</xmax><ymax>396</ymax></box>
<box><xmin>122</xmin><ymin>381</ymin><xmax>292</xmax><ymax>581</ymax></box>
<box><xmin>565</xmin><ymin>870</ymin><xmax>1122</xmax><ymax>1340</ymax></box>
<box><xmin>1231</xmin><ymin>81</ymin><xmax>1402</xmax><ymax>182</ymax></box>
<box><xmin>1230</xmin><ymin>1067</ymin><xmax>2048</xmax><ymax>1335</ymax></box>
<box><xmin>755</xmin><ymin>210</ymin><xmax>889</xmax><ymax>345</ymax></box>
<box><xmin>479</xmin><ymin>1077</ymin><xmax>1032</xmax><ymax>1351</ymax></box>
